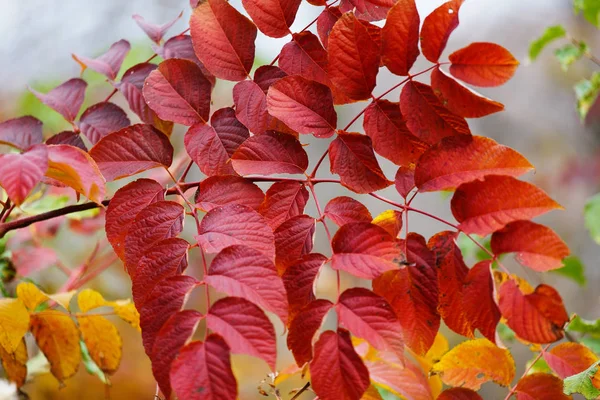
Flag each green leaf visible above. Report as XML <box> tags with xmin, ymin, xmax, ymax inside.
<box><xmin>497</xmin><ymin>322</ymin><xmax>516</xmax><ymax>344</ymax></box>
<box><xmin>563</xmin><ymin>361</ymin><xmax>600</xmax><ymax>399</ymax></box>
<box><xmin>574</xmin><ymin>0</ymin><xmax>600</xmax><ymax>28</ymax></box>
<box><xmin>554</xmin><ymin>41</ymin><xmax>588</xmax><ymax>71</ymax></box>
<box><xmin>529</xmin><ymin>25</ymin><xmax>566</xmax><ymax>61</ymax></box>
<box><xmin>568</xmin><ymin>315</ymin><xmax>600</xmax><ymax>335</ymax></box>
<box><xmin>526</xmin><ymin>356</ymin><xmax>551</xmax><ymax>374</ymax></box>
<box><xmin>584</xmin><ymin>192</ymin><xmax>600</xmax><ymax>244</ymax></box>
<box><xmin>551</xmin><ymin>255</ymin><xmax>586</xmax><ymax>286</ymax></box>
<box><xmin>80</xmin><ymin>340</ymin><xmax>108</xmax><ymax>384</ymax></box>
<box><xmin>457</xmin><ymin>233</ymin><xmax>493</xmax><ymax>262</ymax></box>
<box><xmin>575</xmin><ymin>72</ymin><xmax>600</xmax><ymax>121</ymax></box>
<box><xmin>582</xmin><ymin>337</ymin><xmax>600</xmax><ymax>353</ymax></box>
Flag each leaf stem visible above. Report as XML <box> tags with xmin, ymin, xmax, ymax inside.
<box><xmin>503</xmin><ymin>343</ymin><xmax>551</xmax><ymax>400</ymax></box>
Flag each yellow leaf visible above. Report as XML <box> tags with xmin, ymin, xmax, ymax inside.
<box><xmin>361</xmin><ymin>385</ymin><xmax>384</xmax><ymax>400</ymax></box>
<box><xmin>411</xmin><ymin>331</ymin><xmax>449</xmax><ymax>397</ymax></box>
<box><xmin>16</xmin><ymin>282</ymin><xmax>49</xmax><ymax>311</ymax></box>
<box><xmin>431</xmin><ymin>338</ymin><xmax>515</xmax><ymax>390</ymax></box>
<box><xmin>372</xmin><ymin>210</ymin><xmax>403</xmax><ymax>237</ymax></box>
<box><xmin>111</xmin><ymin>300</ymin><xmax>140</xmax><ymax>331</ymax></box>
<box><xmin>0</xmin><ymin>298</ymin><xmax>30</xmax><ymax>353</ymax></box>
<box><xmin>493</xmin><ymin>271</ymin><xmax>533</xmax><ymax>294</ymax></box>
<box><xmin>0</xmin><ymin>339</ymin><xmax>28</xmax><ymax>387</ymax></box>
<box><xmin>31</xmin><ymin>310</ymin><xmax>81</xmax><ymax>382</ymax></box>
<box><xmin>49</xmin><ymin>290</ymin><xmax>77</xmax><ymax>311</ymax></box>
<box><xmin>77</xmin><ymin>289</ymin><xmax>107</xmax><ymax>312</ymax></box>
<box><xmin>77</xmin><ymin>315</ymin><xmax>122</xmax><ymax>374</ymax></box>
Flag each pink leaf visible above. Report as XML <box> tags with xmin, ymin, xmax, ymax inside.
<box><xmin>207</xmin><ymin>297</ymin><xmax>277</xmax><ymax>370</ymax></box>
<box><xmin>78</xmin><ymin>102</ymin><xmax>130</xmax><ymax>145</ymax></box>
<box><xmin>0</xmin><ymin>116</ymin><xmax>43</xmax><ymax>150</ymax></box>
<box><xmin>364</xmin><ymin>359</ymin><xmax>433</xmax><ymax>400</ymax></box>
<box><xmin>90</xmin><ymin>124</ymin><xmax>174</xmax><ymax>181</ymax></box>
<box><xmin>133</xmin><ymin>12</ymin><xmax>183</xmax><ymax>44</ymax></box>
<box><xmin>46</xmin><ymin>131</ymin><xmax>86</xmax><ymax>151</ymax></box>
<box><xmin>274</xmin><ymin>215</ymin><xmax>316</xmax><ymax>272</ymax></box>
<box><xmin>324</xmin><ymin>196</ymin><xmax>373</xmax><ymax>227</ymax></box>
<box><xmin>12</xmin><ymin>247</ymin><xmax>58</xmax><ymax>277</ymax></box>
<box><xmin>155</xmin><ymin>35</ymin><xmax>216</xmax><ymax>86</ymax></box>
<box><xmin>259</xmin><ymin>181</ymin><xmax>309</xmax><ymax>229</ymax></box>
<box><xmin>283</xmin><ymin>253</ymin><xmax>327</xmax><ymax>322</ymax></box>
<box><xmin>195</xmin><ymin>176</ymin><xmax>264</xmax><ymax>212</ymax></box>
<box><xmin>29</xmin><ymin>78</ymin><xmax>87</xmax><ymax>122</ymax></box>
<box><xmin>0</xmin><ymin>145</ymin><xmax>48</xmax><ymax>205</ymax></box>
<box><xmin>241</xmin><ymin>0</ymin><xmax>301</xmax><ymax>38</ymax></box>
<box><xmin>288</xmin><ymin>299</ymin><xmax>333</xmax><ymax>366</ymax></box>
<box><xmin>205</xmin><ymin>245</ymin><xmax>287</xmax><ymax>324</ymax></box>
<box><xmin>73</xmin><ymin>39</ymin><xmax>131</xmax><ymax>80</ymax></box>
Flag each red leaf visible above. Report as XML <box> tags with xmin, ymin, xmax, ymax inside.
<box><xmin>394</xmin><ymin>165</ymin><xmax>416</xmax><ymax>199</ymax></box>
<box><xmin>12</xmin><ymin>247</ymin><xmax>58</xmax><ymax>277</ymax></box>
<box><xmin>498</xmin><ymin>280</ymin><xmax>569</xmax><ymax>343</ymax></box>
<box><xmin>232</xmin><ymin>81</ymin><xmax>271</xmax><ymax>134</ymax></box>
<box><xmin>207</xmin><ymin>297</ymin><xmax>277</xmax><ymax>370</ymax></box>
<box><xmin>132</xmin><ymin>237</ymin><xmax>189</xmax><ymax>306</ymax></box>
<box><xmin>420</xmin><ymin>0</ymin><xmax>464</xmax><ymax>63</ymax></box>
<box><xmin>514</xmin><ymin>373</ymin><xmax>571</xmax><ymax>400</ymax></box>
<box><xmin>73</xmin><ymin>39</ymin><xmax>131</xmax><ymax>80</ymax></box>
<box><xmin>259</xmin><ymin>181</ymin><xmax>309</xmax><ymax>229</ymax></box>
<box><xmin>491</xmin><ymin>220</ymin><xmax>570</xmax><ymax>272</ymax></box>
<box><xmin>373</xmin><ymin>233</ymin><xmax>440</xmax><ymax>355</ymax></box>
<box><xmin>90</xmin><ymin>124</ymin><xmax>174</xmax><ymax>181</ymax></box>
<box><xmin>46</xmin><ymin>144</ymin><xmax>106</xmax><ymax>204</ymax></box>
<box><xmin>451</xmin><ymin>175</ymin><xmax>562</xmax><ymax>235</ymax></box>
<box><xmin>205</xmin><ymin>245</ymin><xmax>288</xmax><ymax>323</ymax></box>
<box><xmin>274</xmin><ymin>215</ymin><xmax>316</xmax><ymax>272</ymax></box>
<box><xmin>462</xmin><ymin>261</ymin><xmax>501</xmax><ymax>343</ymax></box>
<box><xmin>253</xmin><ymin>66</ymin><xmax>287</xmax><ymax>93</ymax></box>
<box><xmin>0</xmin><ymin>116</ymin><xmax>43</xmax><ymax>150</ymax></box>
<box><xmin>139</xmin><ymin>275</ymin><xmax>199</xmax><ymax>355</ymax></box>
<box><xmin>29</xmin><ymin>78</ymin><xmax>87</xmax><ymax>122</ymax></box>
<box><xmin>151</xmin><ymin>309</ymin><xmax>201</xmax><ymax>398</ymax></box>
<box><xmin>46</xmin><ymin>131</ymin><xmax>86</xmax><ymax>151</ymax></box>
<box><xmin>337</xmin><ymin>288</ymin><xmax>404</xmax><ymax>363</ymax></box>
<box><xmin>372</xmin><ymin>210</ymin><xmax>403</xmax><ymax>238</ymax></box>
<box><xmin>543</xmin><ymin>342</ymin><xmax>599</xmax><ymax>379</ymax></box>
<box><xmin>431</xmin><ymin>68</ymin><xmax>504</xmax><ymax>118</ymax></box>
<box><xmin>324</xmin><ymin>196</ymin><xmax>373</xmax><ymax>227</ymax></box>
<box><xmin>241</xmin><ymin>0</ymin><xmax>300</xmax><ymax>38</ymax></box>
<box><xmin>381</xmin><ymin>0</ymin><xmax>420</xmax><ymax>76</ymax></box>
<box><xmin>449</xmin><ymin>42</ymin><xmax>519</xmax><ymax>87</ymax></box>
<box><xmin>195</xmin><ymin>176</ymin><xmax>264</xmax><ymax>212</ymax></box>
<box><xmin>438</xmin><ymin>387</ymin><xmax>483</xmax><ymax>400</ymax></box>
<box><xmin>415</xmin><ymin>136</ymin><xmax>533</xmax><ymax>192</ymax></box>
<box><xmin>329</xmin><ymin>132</ymin><xmax>392</xmax><ymax>194</ymax></box>
<box><xmin>190</xmin><ymin>0</ymin><xmax>257</xmax><ymax>81</ymax></box>
<box><xmin>339</xmin><ymin>0</ymin><xmax>395</xmax><ymax>22</ymax></box>
<box><xmin>0</xmin><ymin>145</ymin><xmax>48</xmax><ymax>205</ymax></box>
<box><xmin>170</xmin><ymin>335</ymin><xmax>237</xmax><ymax>400</ymax></box>
<box><xmin>282</xmin><ymin>253</ymin><xmax>327</xmax><ymax>321</ymax></box>
<box><xmin>105</xmin><ymin>179</ymin><xmax>165</xmax><ymax>260</ymax></box>
<box><xmin>279</xmin><ymin>32</ymin><xmax>329</xmax><ymax>86</ymax></box>
<box><xmin>155</xmin><ymin>35</ymin><xmax>216</xmax><ymax>86</ymax></box>
<box><xmin>310</xmin><ymin>329</ymin><xmax>370</xmax><ymax>400</ymax></box>
<box><xmin>185</xmin><ymin>108</ymin><xmax>249</xmax><ymax>176</ymax></box>
<box><xmin>231</xmin><ymin>131</ymin><xmax>308</xmax><ymax>175</ymax></box>
<box><xmin>196</xmin><ymin>204</ymin><xmax>275</xmax><ymax>259</ymax></box>
<box><xmin>428</xmin><ymin>231</ymin><xmax>473</xmax><ymax>338</ymax></box>
<box><xmin>133</xmin><ymin>12</ymin><xmax>182</xmax><ymax>44</ymax></box>
<box><xmin>78</xmin><ymin>102</ymin><xmax>130</xmax><ymax>145</ymax></box>
<box><xmin>363</xmin><ymin>100</ymin><xmax>428</xmax><ymax>166</ymax></box>
<box><xmin>118</xmin><ymin>63</ymin><xmax>174</xmax><ymax>136</ymax></box>
<box><xmin>267</xmin><ymin>76</ymin><xmax>337</xmax><ymax>138</ymax></box>
<box><xmin>288</xmin><ymin>299</ymin><xmax>333</xmax><ymax>366</ymax></box>
<box><xmin>364</xmin><ymin>359</ymin><xmax>433</xmax><ymax>400</ymax></box>
<box><xmin>124</xmin><ymin>201</ymin><xmax>184</xmax><ymax>275</ymax></box>
<box><xmin>400</xmin><ymin>81</ymin><xmax>471</xmax><ymax>145</ymax></box>
<box><xmin>143</xmin><ymin>59</ymin><xmax>212</xmax><ymax>126</ymax></box>
<box><xmin>317</xmin><ymin>6</ymin><xmax>342</xmax><ymax>48</ymax></box>
<box><xmin>331</xmin><ymin>222</ymin><xmax>404</xmax><ymax>279</ymax></box>
<box><xmin>328</xmin><ymin>12</ymin><xmax>380</xmax><ymax>100</ymax></box>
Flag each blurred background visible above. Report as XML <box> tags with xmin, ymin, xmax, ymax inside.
<box><xmin>1</xmin><ymin>0</ymin><xmax>599</xmax><ymax>399</ymax></box>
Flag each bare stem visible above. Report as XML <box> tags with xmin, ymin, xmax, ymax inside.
<box><xmin>503</xmin><ymin>343</ymin><xmax>551</xmax><ymax>400</ymax></box>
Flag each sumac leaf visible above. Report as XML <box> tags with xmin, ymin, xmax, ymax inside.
<box><xmin>462</xmin><ymin>260</ymin><xmax>501</xmax><ymax>343</ymax></box>
<box><xmin>0</xmin><ymin>299</ymin><xmax>31</xmax><ymax>354</ymax></box>
<box><xmin>331</xmin><ymin>222</ymin><xmax>404</xmax><ymax>279</ymax></box>
<box><xmin>449</xmin><ymin>42</ymin><xmax>519</xmax><ymax>87</ymax></box>
<box><xmin>232</xmin><ymin>81</ymin><xmax>272</xmax><ymax>134</ymax></box>
<box><xmin>437</xmin><ymin>388</ymin><xmax>483</xmax><ymax>400</ymax></box>
<box><xmin>46</xmin><ymin>131</ymin><xmax>86</xmax><ymax>150</ymax></box>
<box><xmin>329</xmin><ymin>132</ymin><xmax>392</xmax><ymax>193</ymax></box>
<box><xmin>420</xmin><ymin>0</ymin><xmax>464</xmax><ymax>63</ymax></box>
<box><xmin>29</xmin><ymin>78</ymin><xmax>87</xmax><ymax>122</ymax></box>
<box><xmin>543</xmin><ymin>342</ymin><xmax>599</xmax><ymax>379</ymax></box>
<box><xmin>491</xmin><ymin>220</ymin><xmax>570</xmax><ymax>272</ymax></box>
<box><xmin>372</xmin><ymin>210</ymin><xmax>403</xmax><ymax>238</ymax></box>
<box><xmin>207</xmin><ymin>297</ymin><xmax>277</xmax><ymax>370</ymax></box>
<box><xmin>324</xmin><ymin>196</ymin><xmax>373</xmax><ymax>227</ymax></box>
<box><xmin>514</xmin><ymin>373</ymin><xmax>571</xmax><ymax>400</ymax></box>
<box><xmin>133</xmin><ymin>12</ymin><xmax>182</xmax><ymax>44</ymax></box>
<box><xmin>170</xmin><ymin>335</ymin><xmax>237</xmax><ymax>400</ymax></box>
<box><xmin>0</xmin><ymin>116</ymin><xmax>43</xmax><ymax>150</ymax></box>
<box><xmin>77</xmin><ymin>315</ymin><xmax>122</xmax><ymax>375</ymax></box>
<box><xmin>190</xmin><ymin>0</ymin><xmax>257</xmax><ymax>81</ymax></box>
<box><xmin>0</xmin><ymin>145</ymin><xmax>48</xmax><ymax>205</ymax></box>
<box><xmin>259</xmin><ymin>181</ymin><xmax>309</xmax><ymax>229</ymax></box>
<box><xmin>339</xmin><ymin>0</ymin><xmax>395</xmax><ymax>22</ymax></box>
<box><xmin>78</xmin><ymin>102</ymin><xmax>130</xmax><ymax>145</ymax></box>
<box><xmin>451</xmin><ymin>175</ymin><xmax>562</xmax><ymax>235</ymax></box>
<box><xmin>317</xmin><ymin>6</ymin><xmax>342</xmax><ymax>48</ymax></box>
<box><xmin>274</xmin><ymin>215</ymin><xmax>316</xmax><ymax>272</ymax></box>
<box><xmin>279</xmin><ymin>32</ymin><xmax>329</xmax><ymax>86</ymax></box>
<box><xmin>381</xmin><ymin>0</ymin><xmax>420</xmax><ymax>76</ymax></box>
<box><xmin>195</xmin><ymin>176</ymin><xmax>264</xmax><ymax>212</ymax></box>
<box><xmin>205</xmin><ymin>245</ymin><xmax>287</xmax><ymax>323</ymax></box>
<box><xmin>73</xmin><ymin>39</ymin><xmax>131</xmax><ymax>80</ymax></box>
<box><xmin>394</xmin><ymin>165</ymin><xmax>416</xmax><ymax>198</ymax></box>
<box><xmin>364</xmin><ymin>358</ymin><xmax>433</xmax><ymax>400</ymax></box>
<box><xmin>415</xmin><ymin>135</ymin><xmax>533</xmax><ymax>192</ymax></box>
<box><xmin>288</xmin><ymin>299</ymin><xmax>333</xmax><ymax>366</ymax></box>
<box><xmin>90</xmin><ymin>124</ymin><xmax>174</xmax><ymax>181</ymax></box>
<box><xmin>0</xmin><ymin>340</ymin><xmax>27</xmax><ymax>388</ymax></box>
<box><xmin>156</xmin><ymin>35</ymin><xmax>216</xmax><ymax>86</ymax></box>
<box><xmin>282</xmin><ymin>253</ymin><xmax>327</xmax><ymax>321</ymax></box>
<box><xmin>241</xmin><ymin>0</ymin><xmax>300</xmax><ymax>38</ymax></box>
<box><xmin>310</xmin><ymin>329</ymin><xmax>370</xmax><ymax>400</ymax></box>
<box><xmin>253</xmin><ymin>65</ymin><xmax>287</xmax><ymax>93</ymax></box>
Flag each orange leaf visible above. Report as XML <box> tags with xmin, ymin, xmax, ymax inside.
<box><xmin>415</xmin><ymin>135</ymin><xmax>533</xmax><ymax>192</ymax></box>
<box><xmin>514</xmin><ymin>373</ymin><xmax>571</xmax><ymax>400</ymax></box>
<box><xmin>77</xmin><ymin>315</ymin><xmax>123</xmax><ymax>374</ymax></box>
<box><xmin>491</xmin><ymin>220</ymin><xmax>570</xmax><ymax>272</ymax></box>
<box><xmin>372</xmin><ymin>210</ymin><xmax>403</xmax><ymax>238</ymax></box>
<box><xmin>0</xmin><ymin>339</ymin><xmax>27</xmax><ymax>388</ymax></box>
<box><xmin>31</xmin><ymin>310</ymin><xmax>81</xmax><ymax>382</ymax></box>
<box><xmin>498</xmin><ymin>280</ymin><xmax>569</xmax><ymax>344</ymax></box>
<box><xmin>431</xmin><ymin>338</ymin><xmax>515</xmax><ymax>390</ymax></box>
<box><xmin>543</xmin><ymin>342</ymin><xmax>598</xmax><ymax>379</ymax></box>
<box><xmin>431</xmin><ymin>68</ymin><xmax>504</xmax><ymax>118</ymax></box>
<box><xmin>449</xmin><ymin>42</ymin><xmax>519</xmax><ymax>87</ymax></box>
<box><xmin>451</xmin><ymin>175</ymin><xmax>562</xmax><ymax>235</ymax></box>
